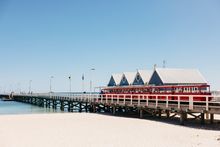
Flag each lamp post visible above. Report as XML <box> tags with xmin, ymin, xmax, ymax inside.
<box><xmin>29</xmin><ymin>80</ymin><xmax>32</xmax><ymax>94</ymax></box>
<box><xmin>49</xmin><ymin>76</ymin><xmax>54</xmax><ymax>96</ymax></box>
<box><xmin>90</xmin><ymin>68</ymin><xmax>95</xmax><ymax>95</ymax></box>
<box><xmin>82</xmin><ymin>74</ymin><xmax>85</xmax><ymax>93</ymax></box>
<box><xmin>69</xmin><ymin>76</ymin><xmax>72</xmax><ymax>97</ymax></box>
<box><xmin>50</xmin><ymin>76</ymin><xmax>54</xmax><ymax>93</ymax></box>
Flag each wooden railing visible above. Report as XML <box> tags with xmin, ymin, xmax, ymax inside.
<box><xmin>13</xmin><ymin>93</ymin><xmax>220</xmax><ymax>112</ymax></box>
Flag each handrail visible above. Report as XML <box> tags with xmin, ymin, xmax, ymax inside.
<box><xmin>12</xmin><ymin>93</ymin><xmax>220</xmax><ymax>112</ymax></box>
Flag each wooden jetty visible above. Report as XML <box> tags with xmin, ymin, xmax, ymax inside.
<box><xmin>4</xmin><ymin>93</ymin><xmax>220</xmax><ymax>125</ymax></box>
<box><xmin>0</xmin><ymin>94</ymin><xmax>14</xmax><ymax>101</ymax></box>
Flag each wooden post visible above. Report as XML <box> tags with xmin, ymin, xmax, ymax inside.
<box><xmin>166</xmin><ymin>110</ymin><xmax>170</xmax><ymax>118</ymax></box>
<box><xmin>201</xmin><ymin>113</ymin><xmax>205</xmax><ymax>125</ymax></box>
<box><xmin>206</xmin><ymin>96</ymin><xmax>209</xmax><ymax>111</ymax></box>
<box><xmin>79</xmin><ymin>103</ymin><xmax>82</xmax><ymax>112</ymax></box>
<box><xmin>184</xmin><ymin>112</ymin><xmax>187</xmax><ymax>121</ymax></box>
<box><xmin>53</xmin><ymin>100</ymin><xmax>55</xmax><ymax>109</ymax></box>
<box><xmin>49</xmin><ymin>100</ymin><xmax>52</xmax><ymax>108</ymax></box>
<box><xmin>205</xmin><ymin>112</ymin><xmax>209</xmax><ymax>120</ymax></box>
<box><xmin>61</xmin><ymin>101</ymin><xmax>64</xmax><ymax>111</ymax></box>
<box><xmin>138</xmin><ymin>95</ymin><xmax>140</xmax><ymax>106</ymax></box>
<box><xmin>48</xmin><ymin>100</ymin><xmax>50</xmax><ymax>108</ymax></box>
<box><xmin>146</xmin><ymin>96</ymin><xmax>149</xmax><ymax>106</ymax></box>
<box><xmin>180</xmin><ymin>112</ymin><xmax>186</xmax><ymax>125</ymax></box>
<box><xmin>117</xmin><ymin>95</ymin><xmax>119</xmax><ymax>104</ymax></box>
<box><xmin>93</xmin><ymin>104</ymin><xmax>96</xmax><ymax>113</ymax></box>
<box><xmin>189</xmin><ymin>96</ymin><xmax>193</xmax><ymax>110</ymax></box>
<box><xmin>151</xmin><ymin>110</ymin><xmax>156</xmax><ymax>117</ymax></box>
<box><xmin>85</xmin><ymin>102</ymin><xmax>88</xmax><ymax>113</ymax></box>
<box><xmin>178</xmin><ymin>96</ymin><xmax>180</xmax><ymax>109</ymax></box>
<box><xmin>139</xmin><ymin>109</ymin><xmax>143</xmax><ymax>119</ymax></box>
<box><xmin>53</xmin><ymin>100</ymin><xmax>56</xmax><ymax>109</ymax></box>
<box><xmin>125</xmin><ymin>106</ymin><xmax>128</xmax><ymax>113</ymax></box>
<box><xmin>166</xmin><ymin>96</ymin><xmax>168</xmax><ymax>108</ymax></box>
<box><xmin>68</xmin><ymin>102</ymin><xmax>71</xmax><ymax>112</ymax></box>
<box><xmin>158</xmin><ymin>109</ymin><xmax>162</xmax><ymax>118</ymax></box>
<box><xmin>113</xmin><ymin>106</ymin><xmax>116</xmax><ymax>115</ymax></box>
<box><xmin>210</xmin><ymin>113</ymin><xmax>214</xmax><ymax>124</ymax></box>
<box><xmin>46</xmin><ymin>100</ymin><xmax>48</xmax><ymax>108</ymax></box>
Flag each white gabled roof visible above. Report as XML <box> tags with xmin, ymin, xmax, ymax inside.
<box><xmin>155</xmin><ymin>68</ymin><xmax>207</xmax><ymax>84</ymax></box>
<box><xmin>112</xmin><ymin>73</ymin><xmax>123</xmax><ymax>85</ymax></box>
<box><xmin>123</xmin><ymin>72</ymin><xmax>137</xmax><ymax>84</ymax></box>
<box><xmin>137</xmin><ymin>70</ymin><xmax>153</xmax><ymax>84</ymax></box>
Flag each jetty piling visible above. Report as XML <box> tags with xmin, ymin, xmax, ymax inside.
<box><xmin>1</xmin><ymin>93</ymin><xmax>220</xmax><ymax>125</ymax></box>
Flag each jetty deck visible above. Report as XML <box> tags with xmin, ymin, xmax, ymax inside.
<box><xmin>2</xmin><ymin>93</ymin><xmax>220</xmax><ymax>125</ymax></box>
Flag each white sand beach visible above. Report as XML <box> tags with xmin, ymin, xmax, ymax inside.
<box><xmin>0</xmin><ymin>113</ymin><xmax>219</xmax><ymax>147</ymax></box>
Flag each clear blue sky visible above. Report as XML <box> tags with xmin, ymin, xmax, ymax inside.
<box><xmin>0</xmin><ymin>0</ymin><xmax>220</xmax><ymax>92</ymax></box>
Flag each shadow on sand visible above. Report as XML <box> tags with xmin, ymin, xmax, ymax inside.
<box><xmin>96</xmin><ymin>112</ymin><xmax>220</xmax><ymax>131</ymax></box>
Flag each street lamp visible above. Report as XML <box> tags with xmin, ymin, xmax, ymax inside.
<box><xmin>68</xmin><ymin>76</ymin><xmax>72</xmax><ymax>96</ymax></box>
<box><xmin>82</xmin><ymin>74</ymin><xmax>85</xmax><ymax>93</ymax></box>
<box><xmin>29</xmin><ymin>80</ymin><xmax>32</xmax><ymax>94</ymax></box>
<box><xmin>90</xmin><ymin>68</ymin><xmax>95</xmax><ymax>94</ymax></box>
<box><xmin>50</xmin><ymin>76</ymin><xmax>54</xmax><ymax>93</ymax></box>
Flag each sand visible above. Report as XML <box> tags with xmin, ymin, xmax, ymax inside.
<box><xmin>0</xmin><ymin>113</ymin><xmax>219</xmax><ymax>147</ymax></box>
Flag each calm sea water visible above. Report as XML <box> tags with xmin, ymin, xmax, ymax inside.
<box><xmin>0</xmin><ymin>99</ymin><xmax>63</xmax><ymax>115</ymax></box>
<box><xmin>0</xmin><ymin>92</ymin><xmax>99</xmax><ymax>115</ymax></box>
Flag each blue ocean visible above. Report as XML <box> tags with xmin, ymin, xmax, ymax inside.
<box><xmin>0</xmin><ymin>99</ymin><xmax>63</xmax><ymax>115</ymax></box>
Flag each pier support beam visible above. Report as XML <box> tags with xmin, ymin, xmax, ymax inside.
<box><xmin>45</xmin><ymin>100</ymin><xmax>48</xmax><ymax>108</ymax></box>
<box><xmin>112</xmin><ymin>106</ymin><xmax>116</xmax><ymax>115</ymax></box>
<box><xmin>158</xmin><ymin>110</ymin><xmax>162</xmax><ymax>118</ymax></box>
<box><xmin>125</xmin><ymin>107</ymin><xmax>128</xmax><ymax>113</ymax></box>
<box><xmin>68</xmin><ymin>103</ymin><xmax>71</xmax><ymax>112</ymax></box>
<box><xmin>105</xmin><ymin>106</ymin><xmax>110</xmax><ymax>113</ymax></box>
<box><xmin>166</xmin><ymin>110</ymin><xmax>170</xmax><ymax>118</ymax></box>
<box><xmin>93</xmin><ymin>104</ymin><xmax>96</xmax><ymax>113</ymax></box>
<box><xmin>49</xmin><ymin>100</ymin><xmax>51</xmax><ymax>108</ymax></box>
<box><xmin>79</xmin><ymin>103</ymin><xmax>82</xmax><ymax>113</ymax></box>
<box><xmin>201</xmin><ymin>113</ymin><xmax>205</xmax><ymax>125</ymax></box>
<box><xmin>118</xmin><ymin>107</ymin><xmax>123</xmax><ymax>112</ymax></box>
<box><xmin>53</xmin><ymin>100</ymin><xmax>56</xmax><ymax>109</ymax></box>
<box><xmin>54</xmin><ymin>101</ymin><xmax>57</xmax><ymax>109</ymax></box>
<box><xmin>210</xmin><ymin>113</ymin><xmax>214</xmax><ymax>124</ymax></box>
<box><xmin>139</xmin><ymin>109</ymin><xmax>143</xmax><ymax>119</ymax></box>
<box><xmin>180</xmin><ymin>112</ymin><xmax>187</xmax><ymax>125</ymax></box>
<box><xmin>85</xmin><ymin>103</ymin><xmax>88</xmax><ymax>113</ymax></box>
<box><xmin>60</xmin><ymin>101</ymin><xmax>64</xmax><ymax>111</ymax></box>
<box><xmin>206</xmin><ymin>113</ymin><xmax>209</xmax><ymax>119</ymax></box>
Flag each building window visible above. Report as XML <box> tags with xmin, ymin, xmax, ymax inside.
<box><xmin>122</xmin><ymin>77</ymin><xmax>126</xmax><ymax>83</ymax></box>
<box><xmin>136</xmin><ymin>74</ymin><xmax>141</xmax><ymax>82</ymax></box>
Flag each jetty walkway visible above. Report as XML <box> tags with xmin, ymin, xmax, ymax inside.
<box><xmin>1</xmin><ymin>93</ymin><xmax>220</xmax><ymax>125</ymax></box>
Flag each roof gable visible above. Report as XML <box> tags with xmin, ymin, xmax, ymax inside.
<box><xmin>123</xmin><ymin>72</ymin><xmax>137</xmax><ymax>85</ymax></box>
<box><xmin>120</xmin><ymin>74</ymin><xmax>129</xmax><ymax>86</ymax></box>
<box><xmin>148</xmin><ymin>70</ymin><xmax>163</xmax><ymax>85</ymax></box>
<box><xmin>133</xmin><ymin>72</ymin><xmax>144</xmax><ymax>85</ymax></box>
<box><xmin>155</xmin><ymin>68</ymin><xmax>207</xmax><ymax>84</ymax></box>
<box><xmin>107</xmin><ymin>73</ymin><xmax>122</xmax><ymax>86</ymax></box>
<box><xmin>137</xmin><ymin>70</ymin><xmax>153</xmax><ymax>84</ymax></box>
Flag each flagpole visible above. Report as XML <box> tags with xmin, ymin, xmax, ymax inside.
<box><xmin>90</xmin><ymin>68</ymin><xmax>95</xmax><ymax>95</ymax></box>
<box><xmin>82</xmin><ymin>74</ymin><xmax>85</xmax><ymax>93</ymax></box>
<box><xmin>29</xmin><ymin>80</ymin><xmax>32</xmax><ymax>94</ymax></box>
<box><xmin>69</xmin><ymin>76</ymin><xmax>71</xmax><ymax>97</ymax></box>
